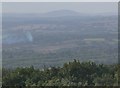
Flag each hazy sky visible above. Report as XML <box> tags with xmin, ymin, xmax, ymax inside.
<box><xmin>2</xmin><ymin>2</ymin><xmax>118</xmax><ymax>14</ymax></box>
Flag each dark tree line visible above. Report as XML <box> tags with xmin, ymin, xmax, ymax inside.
<box><xmin>2</xmin><ymin>60</ymin><xmax>120</xmax><ymax>87</ymax></box>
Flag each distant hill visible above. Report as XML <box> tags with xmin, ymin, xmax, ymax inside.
<box><xmin>3</xmin><ymin>9</ymin><xmax>117</xmax><ymax>18</ymax></box>
<box><xmin>42</xmin><ymin>10</ymin><xmax>82</xmax><ymax>17</ymax></box>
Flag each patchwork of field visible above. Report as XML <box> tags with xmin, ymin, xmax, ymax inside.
<box><xmin>2</xmin><ymin>15</ymin><xmax>118</xmax><ymax>68</ymax></box>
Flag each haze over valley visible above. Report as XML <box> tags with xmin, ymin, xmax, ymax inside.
<box><xmin>2</xmin><ymin>9</ymin><xmax>118</xmax><ymax>68</ymax></box>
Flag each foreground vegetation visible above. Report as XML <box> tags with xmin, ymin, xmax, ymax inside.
<box><xmin>2</xmin><ymin>60</ymin><xmax>120</xmax><ymax>87</ymax></box>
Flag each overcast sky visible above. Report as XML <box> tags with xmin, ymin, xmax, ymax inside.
<box><xmin>2</xmin><ymin>2</ymin><xmax>118</xmax><ymax>15</ymax></box>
